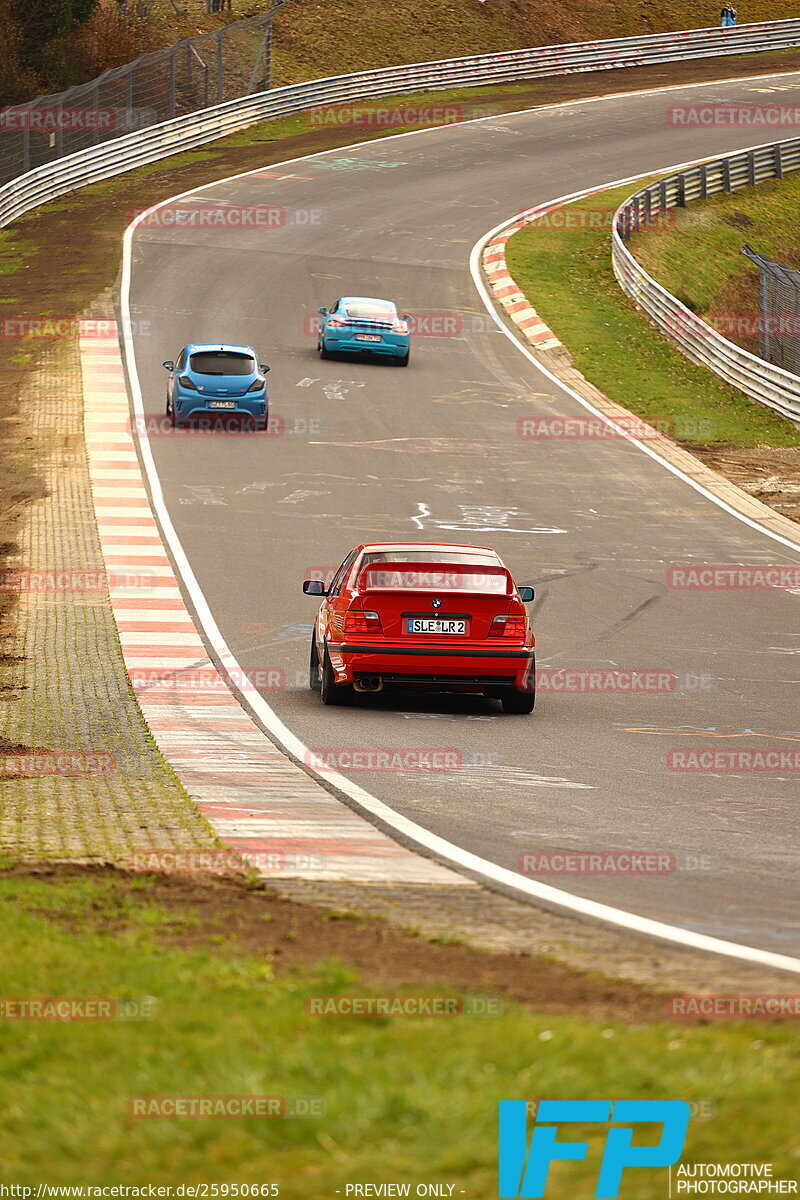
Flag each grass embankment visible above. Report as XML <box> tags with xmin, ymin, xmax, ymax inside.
<box><xmin>1</xmin><ymin>867</ymin><xmax>798</xmax><ymax>1192</ymax></box>
<box><xmin>630</xmin><ymin>171</ymin><xmax>800</xmax><ymax>361</ymax></box>
<box><xmin>504</xmin><ymin>181</ymin><xmax>800</xmax><ymax>449</ymax></box>
<box><xmin>139</xmin><ymin>0</ymin><xmax>800</xmax><ymax>90</ymax></box>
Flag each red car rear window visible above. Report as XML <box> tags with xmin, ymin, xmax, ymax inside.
<box><xmin>359</xmin><ymin>564</ymin><xmax>509</xmax><ymax>594</ymax></box>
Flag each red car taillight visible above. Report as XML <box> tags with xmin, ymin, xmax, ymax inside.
<box><xmin>488</xmin><ymin>613</ymin><xmax>527</xmax><ymax>638</ymax></box>
<box><xmin>344</xmin><ymin>610</ymin><xmax>383</xmax><ymax>635</ymax></box>
<box><xmin>392</xmin><ymin>319</ymin><xmax>409</xmax><ymax>334</ymax></box>
<box><xmin>327</xmin><ymin>317</ymin><xmax>346</xmax><ymax>328</ymax></box>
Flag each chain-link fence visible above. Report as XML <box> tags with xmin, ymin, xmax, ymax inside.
<box><xmin>0</xmin><ymin>9</ymin><xmax>280</xmax><ymax>188</ymax></box>
<box><xmin>134</xmin><ymin>2</ymin><xmax>260</xmax><ymax>13</ymax></box>
<box><xmin>741</xmin><ymin>244</ymin><xmax>800</xmax><ymax>377</ymax></box>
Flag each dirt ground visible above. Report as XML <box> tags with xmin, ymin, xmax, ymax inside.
<box><xmin>3</xmin><ymin>862</ymin><xmax>686</xmax><ymax>1023</ymax></box>
<box><xmin>686</xmin><ymin>443</ymin><xmax>800</xmax><ymax>518</ymax></box>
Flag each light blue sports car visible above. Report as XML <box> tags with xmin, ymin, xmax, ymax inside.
<box><xmin>317</xmin><ymin>296</ymin><xmax>410</xmax><ymax>365</ymax></box>
<box><xmin>163</xmin><ymin>343</ymin><xmax>270</xmax><ymax>429</ymax></box>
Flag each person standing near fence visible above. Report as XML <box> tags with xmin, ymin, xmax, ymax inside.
<box><xmin>721</xmin><ymin>3</ymin><xmax>737</xmax><ymax>26</ymax></box>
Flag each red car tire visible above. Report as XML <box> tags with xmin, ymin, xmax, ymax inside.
<box><xmin>320</xmin><ymin>646</ymin><xmax>353</xmax><ymax>706</ymax></box>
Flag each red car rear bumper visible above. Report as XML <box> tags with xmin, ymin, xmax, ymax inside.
<box><xmin>327</xmin><ymin>641</ymin><xmax>535</xmax><ymax>690</ymax></box>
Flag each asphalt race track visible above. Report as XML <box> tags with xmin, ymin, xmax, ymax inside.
<box><xmin>127</xmin><ymin>73</ymin><xmax>800</xmax><ymax>956</ymax></box>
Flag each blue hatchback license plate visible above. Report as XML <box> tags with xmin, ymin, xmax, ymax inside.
<box><xmin>355</xmin><ymin>333</ymin><xmax>381</xmax><ymax>342</ymax></box>
<box><xmin>209</xmin><ymin>400</ymin><xmax>236</xmax><ymax>409</ymax></box>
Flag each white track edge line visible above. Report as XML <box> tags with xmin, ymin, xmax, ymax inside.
<box><xmin>119</xmin><ymin>78</ymin><xmax>800</xmax><ymax>974</ymax></box>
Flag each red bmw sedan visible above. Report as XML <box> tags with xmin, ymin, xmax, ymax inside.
<box><xmin>303</xmin><ymin>542</ymin><xmax>536</xmax><ymax>713</ymax></box>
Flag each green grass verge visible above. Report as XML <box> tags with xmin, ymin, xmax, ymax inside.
<box><xmin>1</xmin><ymin>870</ymin><xmax>798</xmax><ymax>1193</ymax></box>
<box><xmin>504</xmin><ymin>181</ymin><xmax>800</xmax><ymax>448</ymax></box>
<box><xmin>0</xmin><ymin>229</ymin><xmax>32</xmax><ymax>278</ymax></box>
<box><xmin>630</xmin><ymin>171</ymin><xmax>800</xmax><ymax>313</ymax></box>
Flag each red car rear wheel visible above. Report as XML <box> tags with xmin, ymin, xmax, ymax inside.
<box><xmin>320</xmin><ymin>647</ymin><xmax>353</xmax><ymax>706</ymax></box>
<box><xmin>501</xmin><ymin>688</ymin><xmax>535</xmax><ymax>714</ymax></box>
<box><xmin>309</xmin><ymin>635</ymin><xmax>321</xmax><ymax>692</ymax></box>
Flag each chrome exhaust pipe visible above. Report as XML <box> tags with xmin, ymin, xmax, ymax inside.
<box><xmin>354</xmin><ymin>675</ymin><xmax>383</xmax><ymax>693</ymax></box>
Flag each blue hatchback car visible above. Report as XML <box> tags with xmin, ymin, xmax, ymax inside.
<box><xmin>317</xmin><ymin>297</ymin><xmax>410</xmax><ymax>365</ymax></box>
<box><xmin>163</xmin><ymin>344</ymin><xmax>270</xmax><ymax>429</ymax></box>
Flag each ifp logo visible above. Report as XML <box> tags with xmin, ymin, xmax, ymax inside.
<box><xmin>498</xmin><ymin>1100</ymin><xmax>690</xmax><ymax>1198</ymax></box>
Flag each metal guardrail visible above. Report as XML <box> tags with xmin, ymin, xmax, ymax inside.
<box><xmin>3</xmin><ymin>18</ymin><xmax>800</xmax><ymax>232</ymax></box>
<box><xmin>613</xmin><ymin>140</ymin><xmax>800</xmax><ymax>425</ymax></box>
